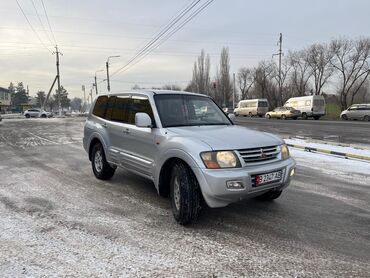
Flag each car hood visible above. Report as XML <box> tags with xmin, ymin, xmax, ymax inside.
<box><xmin>166</xmin><ymin>125</ymin><xmax>283</xmax><ymax>150</ymax></box>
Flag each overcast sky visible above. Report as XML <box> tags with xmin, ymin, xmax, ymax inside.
<box><xmin>1</xmin><ymin>0</ymin><xmax>370</xmax><ymax>99</ymax></box>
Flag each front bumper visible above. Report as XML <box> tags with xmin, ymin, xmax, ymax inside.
<box><xmin>192</xmin><ymin>157</ymin><xmax>296</xmax><ymax>208</ymax></box>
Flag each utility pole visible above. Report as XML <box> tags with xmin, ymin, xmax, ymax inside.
<box><xmin>55</xmin><ymin>45</ymin><xmax>62</xmax><ymax>115</ymax></box>
<box><xmin>273</xmin><ymin>33</ymin><xmax>283</xmax><ymax>106</ymax></box>
<box><xmin>106</xmin><ymin>55</ymin><xmax>120</xmax><ymax>92</ymax></box>
<box><xmin>42</xmin><ymin>45</ymin><xmax>62</xmax><ymax>112</ymax></box>
<box><xmin>82</xmin><ymin>85</ymin><xmax>86</xmax><ymax>112</ymax></box>
<box><xmin>233</xmin><ymin>73</ymin><xmax>236</xmax><ymax>109</ymax></box>
<box><xmin>278</xmin><ymin>33</ymin><xmax>283</xmax><ymax>106</ymax></box>
<box><xmin>94</xmin><ymin>70</ymin><xmax>103</xmax><ymax>95</ymax></box>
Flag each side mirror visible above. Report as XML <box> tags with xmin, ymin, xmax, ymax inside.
<box><xmin>135</xmin><ymin>112</ymin><xmax>152</xmax><ymax>128</ymax></box>
<box><xmin>228</xmin><ymin>113</ymin><xmax>235</xmax><ymax>121</ymax></box>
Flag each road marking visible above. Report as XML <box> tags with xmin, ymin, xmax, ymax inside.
<box><xmin>26</xmin><ymin>131</ymin><xmax>59</xmax><ymax>145</ymax></box>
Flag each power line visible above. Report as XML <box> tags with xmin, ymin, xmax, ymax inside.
<box><xmin>40</xmin><ymin>0</ymin><xmax>57</xmax><ymax>45</ymax></box>
<box><xmin>111</xmin><ymin>0</ymin><xmax>215</xmax><ymax>77</ymax></box>
<box><xmin>30</xmin><ymin>0</ymin><xmax>53</xmax><ymax>45</ymax></box>
<box><xmin>111</xmin><ymin>0</ymin><xmax>202</xmax><ymax>77</ymax></box>
<box><xmin>15</xmin><ymin>0</ymin><xmax>52</xmax><ymax>53</ymax></box>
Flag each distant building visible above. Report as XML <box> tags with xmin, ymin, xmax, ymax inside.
<box><xmin>0</xmin><ymin>87</ymin><xmax>11</xmax><ymax>113</ymax></box>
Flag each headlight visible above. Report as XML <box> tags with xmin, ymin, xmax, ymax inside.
<box><xmin>281</xmin><ymin>144</ymin><xmax>290</xmax><ymax>159</ymax></box>
<box><xmin>200</xmin><ymin>151</ymin><xmax>241</xmax><ymax>169</ymax></box>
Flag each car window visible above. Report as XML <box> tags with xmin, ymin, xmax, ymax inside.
<box><xmin>258</xmin><ymin>101</ymin><xmax>268</xmax><ymax>107</ymax></box>
<box><xmin>155</xmin><ymin>94</ymin><xmax>231</xmax><ymax>127</ymax></box>
<box><xmin>110</xmin><ymin>96</ymin><xmax>130</xmax><ymax>123</ymax></box>
<box><xmin>92</xmin><ymin>96</ymin><xmax>108</xmax><ymax>118</ymax></box>
<box><xmin>104</xmin><ymin>96</ymin><xmax>116</xmax><ymax>120</ymax></box>
<box><xmin>128</xmin><ymin>96</ymin><xmax>155</xmax><ymax>126</ymax></box>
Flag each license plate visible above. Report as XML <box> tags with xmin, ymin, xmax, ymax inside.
<box><xmin>255</xmin><ymin>171</ymin><xmax>282</xmax><ymax>186</ymax></box>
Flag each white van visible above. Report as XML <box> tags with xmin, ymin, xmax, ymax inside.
<box><xmin>284</xmin><ymin>95</ymin><xmax>326</xmax><ymax>120</ymax></box>
<box><xmin>234</xmin><ymin>99</ymin><xmax>269</xmax><ymax>117</ymax></box>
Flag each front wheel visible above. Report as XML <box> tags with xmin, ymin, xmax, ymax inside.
<box><xmin>281</xmin><ymin>115</ymin><xmax>286</xmax><ymax>120</ymax></box>
<box><xmin>91</xmin><ymin>143</ymin><xmax>115</xmax><ymax>180</ymax></box>
<box><xmin>25</xmin><ymin>114</ymin><xmax>30</xmax><ymax>118</ymax></box>
<box><xmin>341</xmin><ymin>114</ymin><xmax>348</xmax><ymax>121</ymax></box>
<box><xmin>266</xmin><ymin>114</ymin><xmax>271</xmax><ymax>119</ymax></box>
<box><xmin>256</xmin><ymin>190</ymin><xmax>282</xmax><ymax>201</ymax></box>
<box><xmin>363</xmin><ymin>115</ymin><xmax>369</xmax><ymax>121</ymax></box>
<box><xmin>170</xmin><ymin>162</ymin><xmax>201</xmax><ymax>225</ymax></box>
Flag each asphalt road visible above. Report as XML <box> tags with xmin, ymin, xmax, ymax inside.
<box><xmin>235</xmin><ymin>117</ymin><xmax>370</xmax><ymax>146</ymax></box>
<box><xmin>0</xmin><ymin>118</ymin><xmax>370</xmax><ymax>277</ymax></box>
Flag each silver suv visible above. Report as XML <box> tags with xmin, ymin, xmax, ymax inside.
<box><xmin>83</xmin><ymin>90</ymin><xmax>296</xmax><ymax>224</ymax></box>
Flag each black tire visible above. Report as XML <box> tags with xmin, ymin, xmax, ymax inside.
<box><xmin>41</xmin><ymin>114</ymin><xmax>47</xmax><ymax>118</ymax></box>
<box><xmin>301</xmin><ymin>113</ymin><xmax>308</xmax><ymax>120</ymax></box>
<box><xmin>170</xmin><ymin>162</ymin><xmax>201</xmax><ymax>225</ymax></box>
<box><xmin>25</xmin><ymin>114</ymin><xmax>30</xmax><ymax>118</ymax></box>
<box><xmin>313</xmin><ymin>116</ymin><xmax>320</xmax><ymax>120</ymax></box>
<box><xmin>363</xmin><ymin>115</ymin><xmax>369</xmax><ymax>121</ymax></box>
<box><xmin>293</xmin><ymin>117</ymin><xmax>298</xmax><ymax>120</ymax></box>
<box><xmin>281</xmin><ymin>115</ymin><xmax>286</xmax><ymax>120</ymax></box>
<box><xmin>266</xmin><ymin>114</ymin><xmax>271</xmax><ymax>119</ymax></box>
<box><xmin>341</xmin><ymin>114</ymin><xmax>348</xmax><ymax>121</ymax></box>
<box><xmin>91</xmin><ymin>143</ymin><xmax>115</xmax><ymax>180</ymax></box>
<box><xmin>249</xmin><ymin>112</ymin><xmax>253</xmax><ymax>117</ymax></box>
<box><xmin>256</xmin><ymin>190</ymin><xmax>282</xmax><ymax>201</ymax></box>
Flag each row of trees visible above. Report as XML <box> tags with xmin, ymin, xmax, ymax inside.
<box><xmin>186</xmin><ymin>37</ymin><xmax>370</xmax><ymax>109</ymax></box>
<box><xmin>6</xmin><ymin>82</ymin><xmax>82</xmax><ymax>111</ymax></box>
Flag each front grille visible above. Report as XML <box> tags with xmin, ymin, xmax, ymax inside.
<box><xmin>238</xmin><ymin>145</ymin><xmax>279</xmax><ymax>164</ymax></box>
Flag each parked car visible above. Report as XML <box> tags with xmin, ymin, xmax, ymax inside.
<box><xmin>266</xmin><ymin>107</ymin><xmax>301</xmax><ymax>120</ymax></box>
<box><xmin>234</xmin><ymin>99</ymin><xmax>269</xmax><ymax>117</ymax></box>
<box><xmin>83</xmin><ymin>90</ymin><xmax>296</xmax><ymax>225</ymax></box>
<box><xmin>24</xmin><ymin>109</ymin><xmax>53</xmax><ymax>118</ymax></box>
<box><xmin>340</xmin><ymin>104</ymin><xmax>370</xmax><ymax>121</ymax></box>
<box><xmin>284</xmin><ymin>95</ymin><xmax>326</xmax><ymax>120</ymax></box>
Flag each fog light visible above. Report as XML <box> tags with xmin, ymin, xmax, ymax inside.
<box><xmin>290</xmin><ymin>168</ymin><xmax>295</xmax><ymax>177</ymax></box>
<box><xmin>226</xmin><ymin>181</ymin><xmax>244</xmax><ymax>190</ymax></box>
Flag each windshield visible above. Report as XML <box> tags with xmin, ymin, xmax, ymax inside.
<box><xmin>154</xmin><ymin>94</ymin><xmax>232</xmax><ymax>127</ymax></box>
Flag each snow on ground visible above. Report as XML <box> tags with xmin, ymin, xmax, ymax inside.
<box><xmin>290</xmin><ymin>148</ymin><xmax>370</xmax><ymax>185</ymax></box>
<box><xmin>285</xmin><ymin>138</ymin><xmax>370</xmax><ymax>157</ymax></box>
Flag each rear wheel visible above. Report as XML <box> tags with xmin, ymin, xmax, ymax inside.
<box><xmin>281</xmin><ymin>115</ymin><xmax>286</xmax><ymax>120</ymax></box>
<box><xmin>341</xmin><ymin>114</ymin><xmax>348</xmax><ymax>121</ymax></box>
<box><xmin>41</xmin><ymin>114</ymin><xmax>47</xmax><ymax>118</ymax></box>
<box><xmin>170</xmin><ymin>162</ymin><xmax>201</xmax><ymax>225</ymax></box>
<box><xmin>91</xmin><ymin>143</ymin><xmax>115</xmax><ymax>180</ymax></box>
<box><xmin>256</xmin><ymin>190</ymin><xmax>282</xmax><ymax>201</ymax></box>
<box><xmin>266</xmin><ymin>114</ymin><xmax>271</xmax><ymax>119</ymax></box>
<box><xmin>363</xmin><ymin>115</ymin><xmax>369</xmax><ymax>121</ymax></box>
<box><xmin>25</xmin><ymin>114</ymin><xmax>30</xmax><ymax>118</ymax></box>
<box><xmin>301</xmin><ymin>113</ymin><xmax>308</xmax><ymax>120</ymax></box>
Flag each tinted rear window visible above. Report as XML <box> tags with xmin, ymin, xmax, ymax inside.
<box><xmin>111</xmin><ymin>96</ymin><xmax>130</xmax><ymax>123</ymax></box>
<box><xmin>258</xmin><ymin>101</ymin><xmax>268</xmax><ymax>107</ymax></box>
<box><xmin>92</xmin><ymin>96</ymin><xmax>108</xmax><ymax>118</ymax></box>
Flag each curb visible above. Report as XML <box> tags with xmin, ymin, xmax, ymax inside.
<box><xmin>287</xmin><ymin>144</ymin><xmax>370</xmax><ymax>162</ymax></box>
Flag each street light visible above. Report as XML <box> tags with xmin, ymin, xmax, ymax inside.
<box><xmin>94</xmin><ymin>69</ymin><xmax>104</xmax><ymax>95</ymax></box>
<box><xmin>106</xmin><ymin>55</ymin><xmax>120</xmax><ymax>92</ymax></box>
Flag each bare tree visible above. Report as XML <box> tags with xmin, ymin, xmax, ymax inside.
<box><xmin>162</xmin><ymin>84</ymin><xmax>182</xmax><ymax>91</ymax></box>
<box><xmin>272</xmin><ymin>58</ymin><xmax>292</xmax><ymax>104</ymax></box>
<box><xmin>254</xmin><ymin>60</ymin><xmax>274</xmax><ymax>99</ymax></box>
<box><xmin>330</xmin><ymin>37</ymin><xmax>370</xmax><ymax>109</ymax></box>
<box><xmin>237</xmin><ymin>67</ymin><xmax>255</xmax><ymax>100</ymax></box>
<box><xmin>215</xmin><ymin>47</ymin><xmax>232</xmax><ymax>106</ymax></box>
<box><xmin>306</xmin><ymin>43</ymin><xmax>335</xmax><ymax>95</ymax></box>
<box><xmin>288</xmin><ymin>50</ymin><xmax>312</xmax><ymax>96</ymax></box>
<box><xmin>191</xmin><ymin>49</ymin><xmax>211</xmax><ymax>95</ymax></box>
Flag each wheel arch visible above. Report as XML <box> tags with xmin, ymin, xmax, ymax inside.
<box><xmin>156</xmin><ymin>150</ymin><xmax>201</xmax><ymax>197</ymax></box>
<box><xmin>88</xmin><ymin>134</ymin><xmax>107</xmax><ymax>161</ymax></box>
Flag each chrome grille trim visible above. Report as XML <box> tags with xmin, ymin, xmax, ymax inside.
<box><xmin>238</xmin><ymin>145</ymin><xmax>279</xmax><ymax>164</ymax></box>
